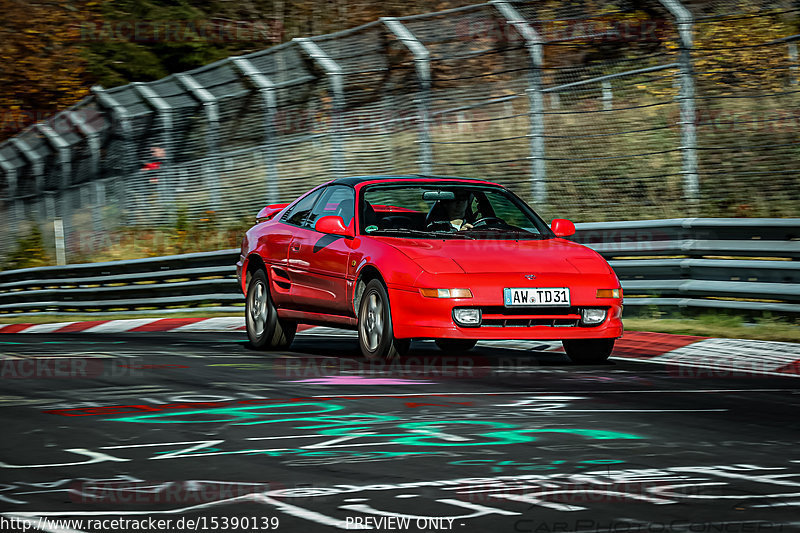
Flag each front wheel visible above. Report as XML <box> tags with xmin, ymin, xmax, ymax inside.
<box><xmin>246</xmin><ymin>269</ymin><xmax>296</xmax><ymax>350</ymax></box>
<box><xmin>563</xmin><ymin>338</ymin><xmax>615</xmax><ymax>364</ymax></box>
<box><xmin>358</xmin><ymin>279</ymin><xmax>410</xmax><ymax>361</ymax></box>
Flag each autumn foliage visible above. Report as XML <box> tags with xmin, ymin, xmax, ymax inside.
<box><xmin>0</xmin><ymin>0</ymin><xmax>91</xmax><ymax>139</ymax></box>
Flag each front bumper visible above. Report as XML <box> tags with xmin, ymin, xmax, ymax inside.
<box><xmin>388</xmin><ymin>286</ymin><xmax>623</xmax><ymax>340</ymax></box>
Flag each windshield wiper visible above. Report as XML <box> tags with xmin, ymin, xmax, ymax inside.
<box><xmin>468</xmin><ymin>228</ymin><xmax>549</xmax><ymax>239</ymax></box>
<box><xmin>369</xmin><ymin>228</ymin><xmax>475</xmax><ymax>239</ymax></box>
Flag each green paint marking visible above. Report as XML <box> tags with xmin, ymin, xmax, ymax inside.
<box><xmin>108</xmin><ymin>401</ymin><xmax>643</xmax><ymax>447</ymax></box>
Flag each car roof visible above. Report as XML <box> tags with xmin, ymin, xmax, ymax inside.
<box><xmin>331</xmin><ymin>175</ymin><xmax>496</xmax><ymax>187</ymax></box>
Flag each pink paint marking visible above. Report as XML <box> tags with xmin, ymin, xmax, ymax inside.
<box><xmin>287</xmin><ymin>375</ymin><xmax>435</xmax><ymax>385</ymax></box>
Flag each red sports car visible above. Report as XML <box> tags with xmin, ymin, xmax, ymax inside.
<box><xmin>236</xmin><ymin>176</ymin><xmax>623</xmax><ymax>363</ymax></box>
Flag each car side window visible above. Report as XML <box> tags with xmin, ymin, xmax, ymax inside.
<box><xmin>281</xmin><ymin>189</ymin><xmax>324</xmax><ymax>227</ymax></box>
<box><xmin>306</xmin><ymin>185</ymin><xmax>355</xmax><ymax>229</ymax></box>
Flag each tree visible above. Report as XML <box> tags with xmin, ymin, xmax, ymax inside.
<box><xmin>0</xmin><ymin>0</ymin><xmax>91</xmax><ymax>141</ymax></box>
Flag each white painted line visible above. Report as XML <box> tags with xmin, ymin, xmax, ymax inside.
<box><xmin>19</xmin><ymin>323</ymin><xmax>78</xmax><ymax>334</ymax></box>
<box><xmin>172</xmin><ymin>317</ymin><xmax>245</xmax><ymax>332</ymax></box>
<box><xmin>611</xmin><ymin>355</ymin><xmax>800</xmax><ymax>379</ymax></box>
<box><xmin>82</xmin><ymin>319</ymin><xmax>161</xmax><ymax>333</ymax></box>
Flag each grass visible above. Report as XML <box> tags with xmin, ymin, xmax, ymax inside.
<box><xmin>623</xmin><ymin>315</ymin><xmax>800</xmax><ymax>343</ymax></box>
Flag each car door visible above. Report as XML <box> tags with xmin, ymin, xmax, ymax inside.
<box><xmin>287</xmin><ymin>185</ymin><xmax>356</xmax><ymax>315</ymax></box>
<box><xmin>273</xmin><ymin>188</ymin><xmax>325</xmax><ymax>307</ymax></box>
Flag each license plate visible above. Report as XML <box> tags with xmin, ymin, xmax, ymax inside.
<box><xmin>504</xmin><ymin>287</ymin><xmax>570</xmax><ymax>307</ymax></box>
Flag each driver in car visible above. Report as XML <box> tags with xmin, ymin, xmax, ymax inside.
<box><xmin>440</xmin><ymin>193</ymin><xmax>474</xmax><ymax>231</ymax></box>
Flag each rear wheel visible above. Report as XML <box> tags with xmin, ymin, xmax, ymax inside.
<box><xmin>435</xmin><ymin>339</ymin><xmax>477</xmax><ymax>353</ymax></box>
<box><xmin>246</xmin><ymin>269</ymin><xmax>296</xmax><ymax>350</ymax></box>
<box><xmin>563</xmin><ymin>338</ymin><xmax>615</xmax><ymax>364</ymax></box>
<box><xmin>358</xmin><ymin>279</ymin><xmax>410</xmax><ymax>361</ymax></box>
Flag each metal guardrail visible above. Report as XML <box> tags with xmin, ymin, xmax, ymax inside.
<box><xmin>3</xmin><ymin>1</ymin><xmax>800</xmax><ymax>265</ymax></box>
<box><xmin>0</xmin><ymin>249</ymin><xmax>242</xmax><ymax>315</ymax></box>
<box><xmin>0</xmin><ymin>218</ymin><xmax>798</xmax><ymax>317</ymax></box>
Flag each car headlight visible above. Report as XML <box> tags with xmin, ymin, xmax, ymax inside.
<box><xmin>581</xmin><ymin>308</ymin><xmax>607</xmax><ymax>325</ymax></box>
<box><xmin>419</xmin><ymin>288</ymin><xmax>473</xmax><ymax>298</ymax></box>
<box><xmin>453</xmin><ymin>308</ymin><xmax>481</xmax><ymax>327</ymax></box>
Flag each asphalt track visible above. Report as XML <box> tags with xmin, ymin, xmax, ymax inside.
<box><xmin>1</xmin><ymin>330</ymin><xmax>799</xmax><ymax>533</ymax></box>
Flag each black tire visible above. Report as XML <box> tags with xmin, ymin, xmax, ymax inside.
<box><xmin>563</xmin><ymin>338</ymin><xmax>615</xmax><ymax>364</ymax></box>
<box><xmin>358</xmin><ymin>279</ymin><xmax>410</xmax><ymax>360</ymax></box>
<box><xmin>435</xmin><ymin>339</ymin><xmax>477</xmax><ymax>353</ymax></box>
<box><xmin>246</xmin><ymin>269</ymin><xmax>296</xmax><ymax>350</ymax></box>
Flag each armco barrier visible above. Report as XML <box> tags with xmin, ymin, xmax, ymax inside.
<box><xmin>0</xmin><ymin>249</ymin><xmax>241</xmax><ymax>315</ymax></box>
<box><xmin>0</xmin><ymin>218</ymin><xmax>798</xmax><ymax>317</ymax></box>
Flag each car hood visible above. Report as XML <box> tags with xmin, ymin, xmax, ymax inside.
<box><xmin>383</xmin><ymin>238</ymin><xmax>612</xmax><ymax>275</ymax></box>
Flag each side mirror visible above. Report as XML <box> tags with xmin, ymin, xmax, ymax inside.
<box><xmin>256</xmin><ymin>203</ymin><xmax>288</xmax><ymax>222</ymax></box>
<box><xmin>315</xmin><ymin>215</ymin><xmax>354</xmax><ymax>238</ymax></box>
<box><xmin>551</xmin><ymin>218</ymin><xmax>576</xmax><ymax>238</ymax></box>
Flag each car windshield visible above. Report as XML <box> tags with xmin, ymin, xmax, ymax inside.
<box><xmin>360</xmin><ymin>182</ymin><xmax>554</xmax><ymax>240</ymax></box>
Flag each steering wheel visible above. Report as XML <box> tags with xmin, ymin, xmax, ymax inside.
<box><xmin>471</xmin><ymin>216</ymin><xmax>504</xmax><ymax>228</ymax></box>
<box><xmin>426</xmin><ymin>220</ymin><xmax>454</xmax><ymax>231</ymax></box>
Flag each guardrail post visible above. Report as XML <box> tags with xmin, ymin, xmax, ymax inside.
<box><xmin>177</xmin><ymin>73</ymin><xmax>222</xmax><ymax>212</ymax></box>
<box><xmin>232</xmin><ymin>58</ymin><xmax>281</xmax><ymax>204</ymax></box>
<box><xmin>37</xmin><ymin>123</ymin><xmax>74</xmax><ymax>261</ymax></box>
<box><xmin>92</xmin><ymin>86</ymin><xmax>134</xmax><ymax>225</ymax></box>
<box><xmin>659</xmin><ymin>0</ymin><xmax>698</xmax><ymax>211</ymax></box>
<box><xmin>295</xmin><ymin>38</ymin><xmax>346</xmax><ymax>178</ymax></box>
<box><xmin>492</xmin><ymin>0</ymin><xmax>547</xmax><ymax>207</ymax></box>
<box><xmin>381</xmin><ymin>17</ymin><xmax>433</xmax><ymax>175</ymax></box>
<box><xmin>134</xmin><ymin>83</ymin><xmax>174</xmax><ymax>220</ymax></box>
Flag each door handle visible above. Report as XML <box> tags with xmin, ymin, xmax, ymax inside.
<box><xmin>291</xmin><ymin>243</ymin><xmax>301</xmax><ymax>252</ymax></box>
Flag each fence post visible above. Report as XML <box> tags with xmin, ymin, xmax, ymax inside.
<box><xmin>134</xmin><ymin>83</ymin><xmax>175</xmax><ymax>223</ymax></box>
<box><xmin>10</xmin><ymin>138</ymin><xmax>45</xmax><ymax>221</ymax></box>
<box><xmin>232</xmin><ymin>57</ymin><xmax>281</xmax><ymax>204</ymax></box>
<box><xmin>381</xmin><ymin>17</ymin><xmax>433</xmax><ymax>175</ymax></box>
<box><xmin>37</xmin><ymin>123</ymin><xmax>73</xmax><ymax>261</ymax></box>
<box><xmin>492</xmin><ymin>0</ymin><xmax>546</xmax><ymax>207</ymax></box>
<box><xmin>602</xmin><ymin>80</ymin><xmax>613</xmax><ymax>111</ymax></box>
<box><xmin>0</xmin><ymin>156</ymin><xmax>22</xmax><ymax>243</ymax></box>
<box><xmin>381</xmin><ymin>18</ymin><xmax>432</xmax><ymax>174</ymax></box>
<box><xmin>67</xmin><ymin>111</ymin><xmax>101</xmax><ymax>179</ymax></box>
<box><xmin>177</xmin><ymin>73</ymin><xmax>222</xmax><ymax>212</ymax></box>
<box><xmin>659</xmin><ymin>0</ymin><xmax>698</xmax><ymax>210</ymax></box>
<box><xmin>295</xmin><ymin>38</ymin><xmax>346</xmax><ymax>178</ymax></box>
<box><xmin>67</xmin><ymin>111</ymin><xmax>105</xmax><ymax>236</ymax></box>
<box><xmin>92</xmin><ymin>86</ymin><xmax>134</xmax><ymax>225</ymax></box>
<box><xmin>789</xmin><ymin>42</ymin><xmax>798</xmax><ymax>85</ymax></box>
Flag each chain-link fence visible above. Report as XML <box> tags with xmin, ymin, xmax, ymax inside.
<box><xmin>1</xmin><ymin>0</ymin><xmax>798</xmax><ymax>264</ymax></box>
